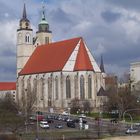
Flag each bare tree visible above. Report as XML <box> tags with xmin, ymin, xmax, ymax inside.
<box><xmin>70</xmin><ymin>98</ymin><xmax>81</xmax><ymax>114</ymax></box>
<box><xmin>105</xmin><ymin>87</ymin><xmax>137</xmax><ymax>119</ymax></box>
<box><xmin>83</xmin><ymin>100</ymin><xmax>91</xmax><ymax>114</ymax></box>
<box><xmin>0</xmin><ymin>94</ymin><xmax>24</xmax><ymax>135</ymax></box>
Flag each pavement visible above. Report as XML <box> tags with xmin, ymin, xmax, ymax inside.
<box><xmin>104</xmin><ymin>135</ymin><xmax>140</xmax><ymax>140</ymax></box>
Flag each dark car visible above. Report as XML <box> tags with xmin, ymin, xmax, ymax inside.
<box><xmin>110</xmin><ymin>118</ymin><xmax>118</xmax><ymax>123</ymax></box>
<box><xmin>67</xmin><ymin>121</ymin><xmax>76</xmax><ymax>128</ymax></box>
<box><xmin>46</xmin><ymin>119</ymin><xmax>54</xmax><ymax>123</ymax></box>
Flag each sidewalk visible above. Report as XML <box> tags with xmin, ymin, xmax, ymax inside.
<box><xmin>104</xmin><ymin>136</ymin><xmax>140</xmax><ymax>140</ymax></box>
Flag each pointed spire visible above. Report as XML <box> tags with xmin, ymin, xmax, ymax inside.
<box><xmin>40</xmin><ymin>0</ymin><xmax>48</xmax><ymax>24</ymax></box>
<box><xmin>23</xmin><ymin>3</ymin><xmax>27</xmax><ymax>19</ymax></box>
<box><xmin>100</xmin><ymin>55</ymin><xmax>105</xmax><ymax>73</ymax></box>
<box><xmin>42</xmin><ymin>2</ymin><xmax>46</xmax><ymax>20</ymax></box>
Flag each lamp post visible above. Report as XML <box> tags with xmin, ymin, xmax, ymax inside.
<box><xmin>36</xmin><ymin>109</ymin><xmax>39</xmax><ymax>140</ymax></box>
<box><xmin>123</xmin><ymin>108</ymin><xmax>140</xmax><ymax>129</ymax></box>
<box><xmin>68</xmin><ymin>107</ymin><xmax>71</xmax><ymax>119</ymax></box>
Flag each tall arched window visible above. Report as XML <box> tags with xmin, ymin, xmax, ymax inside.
<box><xmin>48</xmin><ymin>77</ymin><xmax>52</xmax><ymax>106</ymax></box>
<box><xmin>40</xmin><ymin>78</ymin><xmax>44</xmax><ymax>100</ymax></box>
<box><xmin>25</xmin><ymin>33</ymin><xmax>30</xmax><ymax>43</ymax></box>
<box><xmin>88</xmin><ymin>75</ymin><xmax>92</xmax><ymax>99</ymax></box>
<box><xmin>55</xmin><ymin>76</ymin><xmax>58</xmax><ymax>100</ymax></box>
<box><xmin>33</xmin><ymin>79</ymin><xmax>37</xmax><ymax>104</ymax></box>
<box><xmin>74</xmin><ymin>75</ymin><xmax>78</xmax><ymax>98</ymax></box>
<box><xmin>66</xmin><ymin>76</ymin><xmax>71</xmax><ymax>99</ymax></box>
<box><xmin>80</xmin><ymin>75</ymin><xmax>85</xmax><ymax>99</ymax></box>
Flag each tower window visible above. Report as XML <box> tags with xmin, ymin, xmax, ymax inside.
<box><xmin>25</xmin><ymin>33</ymin><xmax>30</xmax><ymax>43</ymax></box>
<box><xmin>45</xmin><ymin>37</ymin><xmax>49</xmax><ymax>44</ymax></box>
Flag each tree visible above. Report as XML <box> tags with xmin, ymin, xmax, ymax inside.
<box><xmin>105</xmin><ymin>87</ymin><xmax>138</xmax><ymax>119</ymax></box>
<box><xmin>20</xmin><ymin>78</ymin><xmax>37</xmax><ymax>119</ymax></box>
<box><xmin>70</xmin><ymin>98</ymin><xmax>81</xmax><ymax>114</ymax></box>
<box><xmin>83</xmin><ymin>100</ymin><xmax>91</xmax><ymax>114</ymax></box>
<box><xmin>0</xmin><ymin>94</ymin><xmax>24</xmax><ymax>134</ymax></box>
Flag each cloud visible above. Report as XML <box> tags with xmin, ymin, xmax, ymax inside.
<box><xmin>105</xmin><ymin>0</ymin><xmax>140</xmax><ymax>11</ymax></box>
<box><xmin>0</xmin><ymin>0</ymin><xmax>140</xmax><ymax>81</ymax></box>
<box><xmin>101</xmin><ymin>10</ymin><xmax>122</xmax><ymax>23</ymax></box>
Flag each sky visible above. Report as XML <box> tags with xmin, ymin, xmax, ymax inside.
<box><xmin>0</xmin><ymin>0</ymin><xmax>140</xmax><ymax>81</ymax></box>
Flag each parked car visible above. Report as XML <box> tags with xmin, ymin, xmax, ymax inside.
<box><xmin>55</xmin><ymin>124</ymin><xmax>63</xmax><ymax>129</ymax></box>
<box><xmin>62</xmin><ymin>111</ymin><xmax>69</xmax><ymax>116</ymax></box>
<box><xmin>67</xmin><ymin>121</ymin><xmax>76</xmax><ymax>128</ymax></box>
<box><xmin>39</xmin><ymin>121</ymin><xmax>49</xmax><ymax>129</ymax></box>
<box><xmin>135</xmin><ymin>122</ymin><xmax>140</xmax><ymax>127</ymax></box>
<box><xmin>29</xmin><ymin>114</ymin><xmax>44</xmax><ymax>121</ymax></box>
<box><xmin>125</xmin><ymin>128</ymin><xmax>138</xmax><ymax>134</ymax></box>
<box><xmin>46</xmin><ymin>119</ymin><xmax>54</xmax><ymax>123</ymax></box>
<box><xmin>78</xmin><ymin>114</ymin><xmax>86</xmax><ymax>119</ymax></box>
<box><xmin>110</xmin><ymin>118</ymin><xmax>118</xmax><ymax>123</ymax></box>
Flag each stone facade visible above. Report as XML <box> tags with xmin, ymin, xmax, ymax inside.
<box><xmin>17</xmin><ymin>71</ymin><xmax>104</xmax><ymax>111</ymax></box>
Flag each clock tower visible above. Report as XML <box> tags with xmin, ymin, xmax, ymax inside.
<box><xmin>16</xmin><ymin>3</ymin><xmax>34</xmax><ymax>76</ymax></box>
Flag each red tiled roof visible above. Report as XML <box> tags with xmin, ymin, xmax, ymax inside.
<box><xmin>74</xmin><ymin>40</ymin><xmax>93</xmax><ymax>71</ymax></box>
<box><xmin>0</xmin><ymin>82</ymin><xmax>16</xmax><ymax>91</ymax></box>
<box><xmin>20</xmin><ymin>37</ymin><xmax>81</xmax><ymax>75</ymax></box>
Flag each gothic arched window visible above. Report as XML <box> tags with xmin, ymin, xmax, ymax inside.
<box><xmin>80</xmin><ymin>75</ymin><xmax>85</xmax><ymax>99</ymax></box>
<box><xmin>25</xmin><ymin>33</ymin><xmax>30</xmax><ymax>43</ymax></box>
<box><xmin>66</xmin><ymin>76</ymin><xmax>71</xmax><ymax>99</ymax></box>
<box><xmin>55</xmin><ymin>76</ymin><xmax>58</xmax><ymax>100</ymax></box>
<box><xmin>74</xmin><ymin>75</ymin><xmax>78</xmax><ymax>98</ymax></box>
<box><xmin>88</xmin><ymin>75</ymin><xmax>92</xmax><ymax>99</ymax></box>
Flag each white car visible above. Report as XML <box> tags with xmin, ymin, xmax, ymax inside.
<box><xmin>39</xmin><ymin>121</ymin><xmax>49</xmax><ymax>129</ymax></box>
<box><xmin>78</xmin><ymin>114</ymin><xmax>86</xmax><ymax>118</ymax></box>
<box><xmin>125</xmin><ymin>128</ymin><xmax>138</xmax><ymax>134</ymax></box>
<box><xmin>62</xmin><ymin>111</ymin><xmax>69</xmax><ymax>116</ymax></box>
<box><xmin>135</xmin><ymin>122</ymin><xmax>140</xmax><ymax>126</ymax></box>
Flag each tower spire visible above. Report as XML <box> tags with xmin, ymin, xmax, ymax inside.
<box><xmin>23</xmin><ymin>3</ymin><xmax>27</xmax><ymax>19</ymax></box>
<box><xmin>100</xmin><ymin>55</ymin><xmax>105</xmax><ymax>73</ymax></box>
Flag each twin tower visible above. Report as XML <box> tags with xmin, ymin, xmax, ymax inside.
<box><xmin>16</xmin><ymin>4</ymin><xmax>52</xmax><ymax>75</ymax></box>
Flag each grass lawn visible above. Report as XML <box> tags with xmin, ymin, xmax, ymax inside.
<box><xmin>20</xmin><ymin>129</ymin><xmax>98</xmax><ymax>140</ymax></box>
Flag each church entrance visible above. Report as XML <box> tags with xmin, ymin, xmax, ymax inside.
<box><xmin>48</xmin><ymin>97</ymin><xmax>52</xmax><ymax>106</ymax></box>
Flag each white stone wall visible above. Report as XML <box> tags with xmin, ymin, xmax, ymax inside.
<box><xmin>17</xmin><ymin>70</ymin><xmax>104</xmax><ymax>111</ymax></box>
<box><xmin>130</xmin><ymin>62</ymin><xmax>140</xmax><ymax>91</ymax></box>
<box><xmin>16</xmin><ymin>30</ymin><xmax>35</xmax><ymax>75</ymax></box>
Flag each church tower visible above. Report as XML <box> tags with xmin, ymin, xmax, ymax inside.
<box><xmin>16</xmin><ymin>4</ymin><xmax>34</xmax><ymax>76</ymax></box>
<box><xmin>35</xmin><ymin>3</ymin><xmax>52</xmax><ymax>46</ymax></box>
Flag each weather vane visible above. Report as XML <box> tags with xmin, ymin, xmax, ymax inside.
<box><xmin>42</xmin><ymin>0</ymin><xmax>46</xmax><ymax>10</ymax></box>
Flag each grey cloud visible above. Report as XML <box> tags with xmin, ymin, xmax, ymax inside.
<box><xmin>50</xmin><ymin>8</ymin><xmax>74</xmax><ymax>25</ymax></box>
<box><xmin>101</xmin><ymin>10</ymin><xmax>122</xmax><ymax>23</ymax></box>
<box><xmin>105</xmin><ymin>0</ymin><xmax>140</xmax><ymax>11</ymax></box>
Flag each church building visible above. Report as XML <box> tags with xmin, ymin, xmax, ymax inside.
<box><xmin>16</xmin><ymin>4</ymin><xmax>106</xmax><ymax>112</ymax></box>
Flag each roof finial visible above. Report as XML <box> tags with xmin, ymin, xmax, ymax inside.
<box><xmin>41</xmin><ymin>0</ymin><xmax>46</xmax><ymax>20</ymax></box>
<box><xmin>100</xmin><ymin>55</ymin><xmax>105</xmax><ymax>73</ymax></box>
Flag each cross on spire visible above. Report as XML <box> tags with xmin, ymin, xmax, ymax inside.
<box><xmin>41</xmin><ymin>0</ymin><xmax>46</xmax><ymax>20</ymax></box>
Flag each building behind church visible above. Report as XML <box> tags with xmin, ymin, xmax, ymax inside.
<box><xmin>15</xmin><ymin>3</ymin><xmax>107</xmax><ymax>113</ymax></box>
